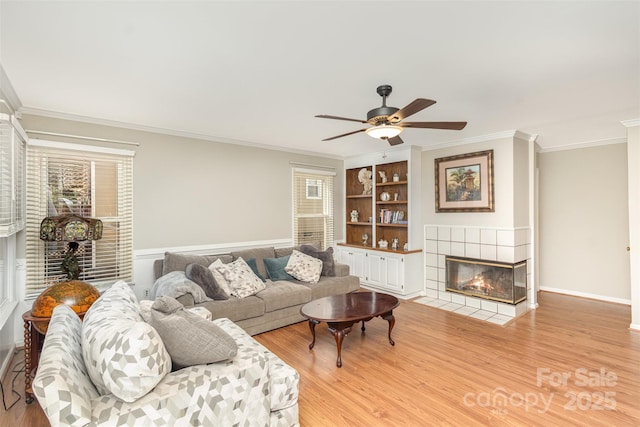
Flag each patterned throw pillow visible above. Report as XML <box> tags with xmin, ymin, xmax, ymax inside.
<box><xmin>185</xmin><ymin>263</ymin><xmax>229</xmax><ymax>300</ymax></box>
<box><xmin>82</xmin><ymin>281</ymin><xmax>171</xmax><ymax>402</ymax></box>
<box><xmin>285</xmin><ymin>250</ymin><xmax>323</xmax><ymax>283</ymax></box>
<box><xmin>300</xmin><ymin>245</ymin><xmax>336</xmax><ymax>276</ymax></box>
<box><xmin>208</xmin><ymin>259</ymin><xmax>232</xmax><ymax>296</ymax></box>
<box><xmin>214</xmin><ymin>257</ymin><xmax>267</xmax><ymax>298</ymax></box>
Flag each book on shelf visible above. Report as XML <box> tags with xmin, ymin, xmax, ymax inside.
<box><xmin>379</xmin><ymin>209</ymin><xmax>406</xmax><ymax>224</ymax></box>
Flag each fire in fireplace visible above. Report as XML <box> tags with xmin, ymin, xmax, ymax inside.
<box><xmin>445</xmin><ymin>256</ymin><xmax>527</xmax><ymax>304</ymax></box>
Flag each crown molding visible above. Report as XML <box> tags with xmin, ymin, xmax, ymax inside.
<box><xmin>422</xmin><ymin>129</ymin><xmax>536</xmax><ymax>151</ymax></box>
<box><xmin>538</xmin><ymin>137</ymin><xmax>627</xmax><ymax>153</ymax></box>
<box><xmin>621</xmin><ymin>118</ymin><xmax>640</xmax><ymax>128</ymax></box>
<box><xmin>19</xmin><ymin>107</ymin><xmax>344</xmax><ymax>160</ymax></box>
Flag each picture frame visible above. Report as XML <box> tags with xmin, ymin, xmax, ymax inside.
<box><xmin>434</xmin><ymin>150</ymin><xmax>494</xmax><ymax>212</ymax></box>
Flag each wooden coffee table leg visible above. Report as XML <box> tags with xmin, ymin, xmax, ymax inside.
<box><xmin>308</xmin><ymin>319</ymin><xmax>319</xmax><ymax>350</ymax></box>
<box><xmin>327</xmin><ymin>322</ymin><xmax>353</xmax><ymax>368</ymax></box>
<box><xmin>381</xmin><ymin>311</ymin><xmax>396</xmax><ymax>346</ymax></box>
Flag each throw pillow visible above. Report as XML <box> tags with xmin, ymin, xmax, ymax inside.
<box><xmin>151</xmin><ymin>271</ymin><xmax>212</xmax><ymax>304</ymax></box>
<box><xmin>82</xmin><ymin>281</ymin><xmax>171</xmax><ymax>402</ymax></box>
<box><xmin>246</xmin><ymin>258</ymin><xmax>266</xmax><ymax>282</ymax></box>
<box><xmin>162</xmin><ymin>251</ymin><xmax>211</xmax><ymax>276</ymax></box>
<box><xmin>264</xmin><ymin>255</ymin><xmax>295</xmax><ymax>281</ymax></box>
<box><xmin>300</xmin><ymin>244</ymin><xmax>336</xmax><ymax>276</ymax></box>
<box><xmin>185</xmin><ymin>263</ymin><xmax>229</xmax><ymax>300</ymax></box>
<box><xmin>285</xmin><ymin>250</ymin><xmax>323</xmax><ymax>283</ymax></box>
<box><xmin>208</xmin><ymin>259</ymin><xmax>232</xmax><ymax>296</ymax></box>
<box><xmin>149</xmin><ymin>296</ymin><xmax>238</xmax><ymax>370</ymax></box>
<box><xmin>214</xmin><ymin>257</ymin><xmax>266</xmax><ymax>298</ymax></box>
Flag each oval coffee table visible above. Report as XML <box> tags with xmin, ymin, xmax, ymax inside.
<box><xmin>300</xmin><ymin>291</ymin><xmax>399</xmax><ymax>368</ymax></box>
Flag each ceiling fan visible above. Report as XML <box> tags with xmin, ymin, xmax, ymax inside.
<box><xmin>315</xmin><ymin>85</ymin><xmax>467</xmax><ymax>146</ymax></box>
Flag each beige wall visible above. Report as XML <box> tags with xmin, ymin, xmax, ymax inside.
<box><xmin>20</xmin><ymin>115</ymin><xmax>344</xmax><ymax>250</ymax></box>
<box><xmin>538</xmin><ymin>143</ymin><xmax>630</xmax><ymax>300</ymax></box>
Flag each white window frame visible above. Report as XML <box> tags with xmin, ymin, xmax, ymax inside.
<box><xmin>25</xmin><ymin>140</ymin><xmax>135</xmax><ymax>298</ymax></box>
<box><xmin>292</xmin><ymin>167</ymin><xmax>335</xmax><ymax>250</ymax></box>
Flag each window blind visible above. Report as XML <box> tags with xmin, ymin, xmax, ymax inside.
<box><xmin>0</xmin><ymin>114</ymin><xmax>26</xmax><ymax>237</ymax></box>
<box><xmin>25</xmin><ymin>141</ymin><xmax>134</xmax><ymax>297</ymax></box>
<box><xmin>292</xmin><ymin>168</ymin><xmax>335</xmax><ymax>250</ymax></box>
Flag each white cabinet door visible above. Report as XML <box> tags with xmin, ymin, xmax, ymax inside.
<box><xmin>338</xmin><ymin>247</ymin><xmax>367</xmax><ymax>282</ymax></box>
<box><xmin>351</xmin><ymin>250</ymin><xmax>367</xmax><ymax>281</ymax></box>
<box><xmin>367</xmin><ymin>252</ymin><xmax>386</xmax><ymax>287</ymax></box>
<box><xmin>385</xmin><ymin>254</ymin><xmax>404</xmax><ymax>292</ymax></box>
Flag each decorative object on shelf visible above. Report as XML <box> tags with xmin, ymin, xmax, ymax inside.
<box><xmin>379</xmin><ymin>171</ymin><xmax>387</xmax><ymax>183</ymax></box>
<box><xmin>435</xmin><ymin>150</ymin><xmax>494</xmax><ymax>212</ymax></box>
<box><xmin>380</xmin><ymin>191</ymin><xmax>391</xmax><ymax>201</ymax></box>
<box><xmin>391</xmin><ymin>237</ymin><xmax>399</xmax><ymax>250</ymax></box>
<box><xmin>394</xmin><ymin>193</ymin><xmax>399</xmax><ymax>201</ymax></box>
<box><xmin>393</xmin><ymin>173</ymin><xmax>400</xmax><ymax>182</ymax></box>
<box><xmin>378</xmin><ymin>239</ymin><xmax>388</xmax><ymax>249</ymax></box>
<box><xmin>358</xmin><ymin>168</ymin><xmax>373</xmax><ymax>195</ymax></box>
<box><xmin>350</xmin><ymin>210</ymin><xmax>359</xmax><ymax>222</ymax></box>
<box><xmin>362</xmin><ymin>233</ymin><xmax>369</xmax><ymax>246</ymax></box>
<box><xmin>403</xmin><ymin>242</ymin><xmax>408</xmax><ymax>251</ymax></box>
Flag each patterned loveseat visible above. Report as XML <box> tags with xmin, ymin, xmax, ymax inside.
<box><xmin>33</xmin><ymin>281</ymin><xmax>299</xmax><ymax>426</ymax></box>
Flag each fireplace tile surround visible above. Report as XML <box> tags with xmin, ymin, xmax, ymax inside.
<box><xmin>420</xmin><ymin>225</ymin><xmax>535</xmax><ymax>324</ymax></box>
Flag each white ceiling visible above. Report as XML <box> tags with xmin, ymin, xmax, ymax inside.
<box><xmin>1</xmin><ymin>1</ymin><xmax>638</xmax><ymax>158</ymax></box>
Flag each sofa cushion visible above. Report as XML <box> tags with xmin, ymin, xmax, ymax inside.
<box><xmin>215</xmin><ymin>257</ymin><xmax>267</xmax><ymax>298</ymax></box>
<box><xmin>296</xmin><ymin>274</ymin><xmax>361</xmax><ymax>299</ymax></box>
<box><xmin>149</xmin><ymin>296</ymin><xmax>238</xmax><ymax>369</ymax></box>
<box><xmin>231</xmin><ymin>247</ymin><xmax>276</xmax><ymax>279</ymax></box>
<box><xmin>161</xmin><ymin>251</ymin><xmax>233</xmax><ymax>276</ymax></box>
<box><xmin>151</xmin><ymin>270</ymin><xmax>212</xmax><ymax>303</ymax></box>
<box><xmin>255</xmin><ymin>280</ymin><xmax>312</xmax><ymax>312</ymax></box>
<box><xmin>300</xmin><ymin>245</ymin><xmax>336</xmax><ymax>276</ymax></box>
<box><xmin>185</xmin><ymin>263</ymin><xmax>229</xmax><ymax>300</ymax></box>
<box><xmin>198</xmin><ymin>296</ymin><xmax>265</xmax><ymax>322</ymax></box>
<box><xmin>285</xmin><ymin>250</ymin><xmax>322</xmax><ymax>284</ymax></box>
<box><xmin>264</xmin><ymin>256</ymin><xmax>295</xmax><ymax>281</ymax></box>
<box><xmin>274</xmin><ymin>246</ymin><xmax>296</xmax><ymax>258</ymax></box>
<box><xmin>82</xmin><ymin>281</ymin><xmax>171</xmax><ymax>402</ymax></box>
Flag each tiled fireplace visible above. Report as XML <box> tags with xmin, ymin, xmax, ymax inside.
<box><xmin>445</xmin><ymin>256</ymin><xmax>527</xmax><ymax>304</ymax></box>
<box><xmin>419</xmin><ymin>225</ymin><xmax>534</xmax><ymax>324</ymax></box>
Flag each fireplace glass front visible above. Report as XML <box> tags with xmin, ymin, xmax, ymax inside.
<box><xmin>445</xmin><ymin>256</ymin><xmax>527</xmax><ymax>304</ymax></box>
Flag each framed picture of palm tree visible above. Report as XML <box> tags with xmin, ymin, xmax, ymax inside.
<box><xmin>435</xmin><ymin>150</ymin><xmax>494</xmax><ymax>212</ymax></box>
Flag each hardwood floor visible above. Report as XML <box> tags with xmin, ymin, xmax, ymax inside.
<box><xmin>2</xmin><ymin>291</ymin><xmax>639</xmax><ymax>426</ymax></box>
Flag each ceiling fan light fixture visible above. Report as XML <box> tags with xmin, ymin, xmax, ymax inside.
<box><xmin>365</xmin><ymin>125</ymin><xmax>403</xmax><ymax>139</ymax></box>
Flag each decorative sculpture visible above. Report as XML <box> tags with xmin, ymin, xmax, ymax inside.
<box><xmin>379</xmin><ymin>171</ymin><xmax>387</xmax><ymax>183</ymax></box>
<box><xmin>350</xmin><ymin>210</ymin><xmax>359</xmax><ymax>222</ymax></box>
<box><xmin>362</xmin><ymin>233</ymin><xmax>369</xmax><ymax>246</ymax></box>
<box><xmin>358</xmin><ymin>168</ymin><xmax>373</xmax><ymax>195</ymax></box>
<box><xmin>391</xmin><ymin>237</ymin><xmax>399</xmax><ymax>250</ymax></box>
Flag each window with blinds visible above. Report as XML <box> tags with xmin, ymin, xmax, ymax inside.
<box><xmin>0</xmin><ymin>114</ymin><xmax>26</xmax><ymax>237</ymax></box>
<box><xmin>25</xmin><ymin>141</ymin><xmax>134</xmax><ymax>297</ymax></box>
<box><xmin>292</xmin><ymin>168</ymin><xmax>335</xmax><ymax>250</ymax></box>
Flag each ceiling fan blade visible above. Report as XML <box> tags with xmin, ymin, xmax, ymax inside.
<box><xmin>388</xmin><ymin>99</ymin><xmax>436</xmax><ymax>122</ymax></box>
<box><xmin>322</xmin><ymin>128</ymin><xmax>367</xmax><ymax>141</ymax></box>
<box><xmin>315</xmin><ymin>114</ymin><xmax>368</xmax><ymax>124</ymax></box>
<box><xmin>386</xmin><ymin>135</ymin><xmax>404</xmax><ymax>146</ymax></box>
<box><xmin>401</xmin><ymin>121</ymin><xmax>467</xmax><ymax>130</ymax></box>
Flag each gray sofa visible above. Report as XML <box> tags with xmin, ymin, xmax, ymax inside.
<box><xmin>153</xmin><ymin>245</ymin><xmax>360</xmax><ymax>335</ymax></box>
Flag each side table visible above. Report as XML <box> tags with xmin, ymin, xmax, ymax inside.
<box><xmin>22</xmin><ymin>311</ymin><xmax>48</xmax><ymax>404</ymax></box>
<box><xmin>22</xmin><ymin>310</ymin><xmax>89</xmax><ymax>404</ymax></box>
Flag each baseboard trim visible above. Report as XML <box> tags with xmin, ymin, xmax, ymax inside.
<box><xmin>540</xmin><ymin>286</ymin><xmax>631</xmax><ymax>305</ymax></box>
